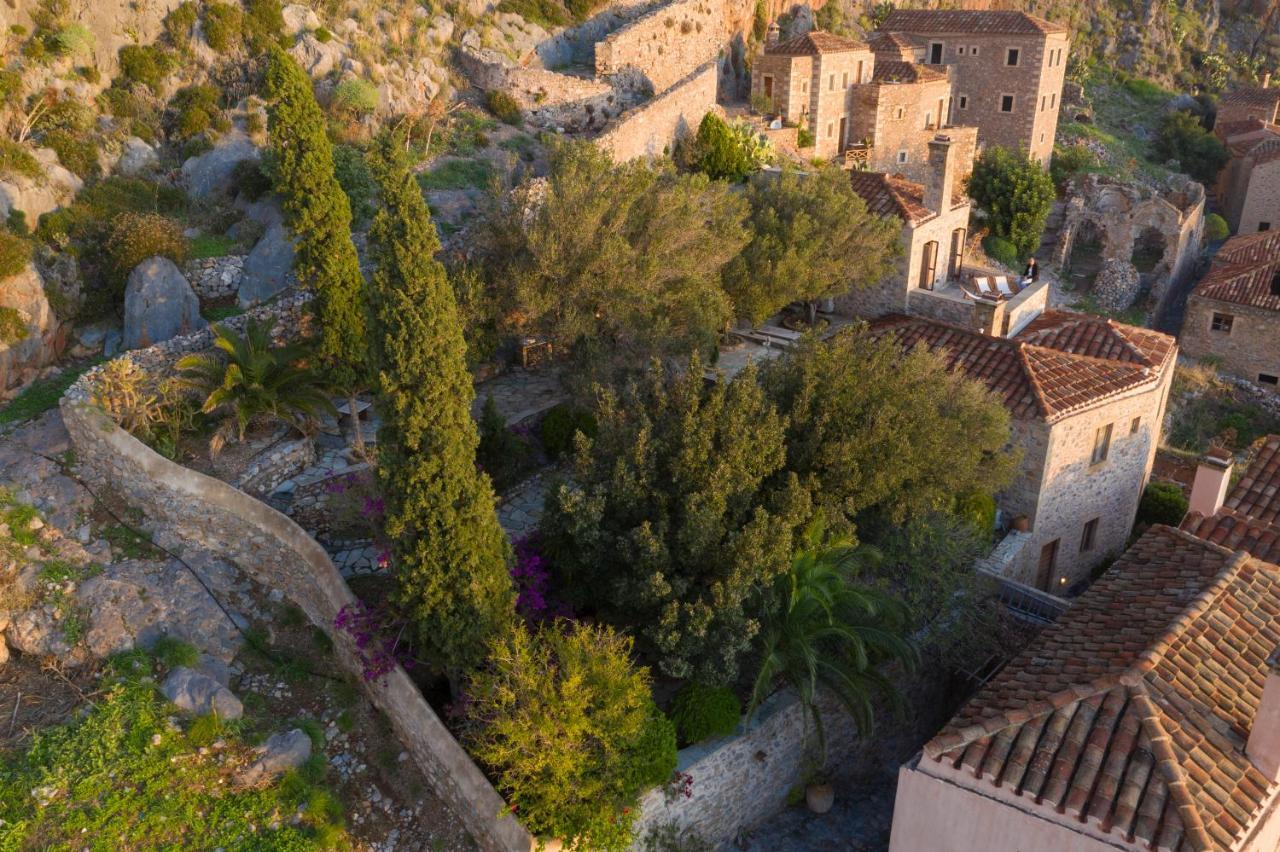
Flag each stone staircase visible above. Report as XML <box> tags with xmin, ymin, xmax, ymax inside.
<box><xmin>1035</xmin><ymin>200</ymin><xmax>1068</xmax><ymax>265</ymax></box>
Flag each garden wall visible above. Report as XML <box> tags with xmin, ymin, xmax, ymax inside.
<box><xmin>596</xmin><ymin>61</ymin><xmax>718</xmax><ymax>161</ymax></box>
<box><xmin>594</xmin><ymin>0</ymin><xmax>725</xmax><ymax>93</ymax></box>
<box><xmin>59</xmin><ymin>324</ymin><xmax>533</xmax><ymax>852</ymax></box>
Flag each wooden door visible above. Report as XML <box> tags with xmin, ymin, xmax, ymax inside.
<box><xmin>919</xmin><ymin>240</ymin><xmax>939</xmax><ymax>290</ymax></box>
<box><xmin>948</xmin><ymin>228</ymin><xmax>966</xmax><ymax>279</ymax></box>
<box><xmin>1036</xmin><ymin>539</ymin><xmax>1058</xmax><ymax>591</ymax></box>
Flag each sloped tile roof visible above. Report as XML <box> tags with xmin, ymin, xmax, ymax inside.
<box><xmin>868</xmin><ymin>312</ymin><xmax>1175</xmax><ymax>422</ymax></box>
<box><xmin>879</xmin><ymin>9</ymin><xmax>1067</xmax><ymax>36</ymax></box>
<box><xmin>1248</xmin><ymin>135</ymin><xmax>1280</xmax><ymax>166</ymax></box>
<box><xmin>923</xmin><ymin>525</ymin><xmax>1280</xmax><ymax>852</ymax></box>
<box><xmin>1220</xmin><ymin>87</ymin><xmax>1280</xmax><ymax>110</ymax></box>
<box><xmin>1192</xmin><ymin>231</ymin><xmax>1280</xmax><ymax>312</ymax></box>
<box><xmin>765</xmin><ymin>30</ymin><xmax>867</xmax><ymax>56</ymax></box>
<box><xmin>848</xmin><ymin>171</ymin><xmax>934</xmax><ymax>224</ymax></box>
<box><xmin>871</xmin><ymin>60</ymin><xmax>948</xmax><ymax>84</ymax></box>
<box><xmin>868</xmin><ymin>31</ymin><xmax>918</xmax><ymax>54</ymax></box>
<box><xmin>1184</xmin><ymin>436</ymin><xmax>1280</xmax><ymax>567</ymax></box>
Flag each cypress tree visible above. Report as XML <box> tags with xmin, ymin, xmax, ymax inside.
<box><xmin>264</xmin><ymin>46</ymin><xmax>368</xmax><ymax>447</ymax></box>
<box><xmin>366</xmin><ymin>130</ymin><xmax>514</xmax><ymax>678</ymax></box>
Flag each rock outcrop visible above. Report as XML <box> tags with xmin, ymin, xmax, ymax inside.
<box><xmin>238</xmin><ymin>223</ymin><xmax>296</xmax><ymax>307</ymax></box>
<box><xmin>0</xmin><ymin>148</ymin><xmax>84</xmax><ymax>224</ymax></box>
<box><xmin>122</xmin><ymin>257</ymin><xmax>206</xmax><ymax>350</ymax></box>
<box><xmin>162</xmin><ymin>666</ymin><xmax>245</xmax><ymax>719</ymax></box>
<box><xmin>180</xmin><ymin>132</ymin><xmax>261</xmax><ymax>200</ymax></box>
<box><xmin>0</xmin><ymin>262</ymin><xmax>68</xmax><ymax>396</ymax></box>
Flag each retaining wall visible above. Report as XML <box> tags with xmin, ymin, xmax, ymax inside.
<box><xmin>594</xmin><ymin>0</ymin><xmax>724</xmax><ymax>93</ymax></box>
<box><xmin>596</xmin><ymin>61</ymin><xmax>718</xmax><ymax>161</ymax></box>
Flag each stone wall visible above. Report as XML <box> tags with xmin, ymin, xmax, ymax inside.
<box><xmin>235</xmin><ymin>437</ymin><xmax>316</xmax><ymax>498</ymax></box>
<box><xmin>1182</xmin><ymin>295</ymin><xmax>1280</xmax><ymax>389</ymax></box>
<box><xmin>596</xmin><ymin>61</ymin><xmax>718</xmax><ymax>161</ymax></box>
<box><xmin>185</xmin><ymin>256</ymin><xmax>246</xmax><ymax>302</ymax></box>
<box><xmin>1238</xmin><ymin>158</ymin><xmax>1280</xmax><ymax>235</ymax></box>
<box><xmin>594</xmin><ymin>0</ymin><xmax>725</xmax><ymax>93</ymax></box>
<box><xmin>59</xmin><ymin>310</ymin><xmax>533</xmax><ymax>852</ymax></box>
<box><xmin>850</xmin><ymin>76</ymin><xmax>954</xmax><ymax>181</ymax></box>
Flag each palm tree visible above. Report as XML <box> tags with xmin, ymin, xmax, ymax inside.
<box><xmin>747</xmin><ymin>523</ymin><xmax>919</xmax><ymax>759</ymax></box>
<box><xmin>177</xmin><ymin>318</ymin><xmax>335</xmax><ymax>455</ymax></box>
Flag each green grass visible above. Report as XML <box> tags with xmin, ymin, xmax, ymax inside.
<box><xmin>499</xmin><ymin>133</ymin><xmax>538</xmax><ymax>161</ymax></box>
<box><xmin>101</xmin><ymin>522</ymin><xmax>155</xmax><ymax>559</ymax></box>
<box><xmin>417</xmin><ymin>158</ymin><xmax>496</xmax><ymax>192</ymax></box>
<box><xmin>189</xmin><ymin>233</ymin><xmax>239</xmax><ymax>259</ymax></box>
<box><xmin>0</xmin><ymin>658</ymin><xmax>348</xmax><ymax>848</ymax></box>
<box><xmin>203</xmin><ymin>303</ymin><xmax>245</xmax><ymax>322</ymax></box>
<box><xmin>0</xmin><ymin>360</ymin><xmax>102</xmax><ymax>426</ymax></box>
<box><xmin>1074</xmin><ymin>294</ymin><xmax>1148</xmax><ymax>328</ymax></box>
<box><xmin>1057</xmin><ymin>69</ymin><xmax>1179</xmax><ymax>184</ymax></box>
<box><xmin>1168</xmin><ymin>389</ymin><xmax>1280</xmax><ymax>454</ymax></box>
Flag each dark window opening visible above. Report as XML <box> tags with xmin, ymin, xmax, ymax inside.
<box><xmin>1080</xmin><ymin>518</ymin><xmax>1099</xmax><ymax>552</ymax></box>
<box><xmin>1006</xmin><ymin>48</ymin><xmax>1020</xmax><ymax>66</ymax></box>
<box><xmin>1211</xmin><ymin>313</ymin><xmax>1234</xmax><ymax>333</ymax></box>
<box><xmin>1130</xmin><ymin>416</ymin><xmax>1141</xmax><ymax>434</ymax></box>
<box><xmin>1271</xmin><ymin>271</ymin><xmax>1280</xmax><ymax>296</ymax></box>
<box><xmin>930</xmin><ymin>42</ymin><xmax>943</xmax><ymax>64</ymax></box>
<box><xmin>1091</xmin><ymin>423</ymin><xmax>1113</xmax><ymax>465</ymax></box>
<box><xmin>1261</xmin><ymin>222</ymin><xmax>1272</xmax><ymax>232</ymax></box>
<box><xmin>1001</xmin><ymin>95</ymin><xmax>1014</xmax><ymax>113</ymax></box>
<box><xmin>958</xmin><ymin>95</ymin><xmax>968</xmax><ymax>110</ymax></box>
<box><xmin>1260</xmin><ymin>374</ymin><xmax>1280</xmax><ymax>386</ymax></box>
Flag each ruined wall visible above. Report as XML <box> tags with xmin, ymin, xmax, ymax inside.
<box><xmin>594</xmin><ymin>0</ymin><xmax>725</xmax><ymax>93</ymax></box>
<box><xmin>596</xmin><ymin>61</ymin><xmax>718</xmax><ymax>160</ymax></box>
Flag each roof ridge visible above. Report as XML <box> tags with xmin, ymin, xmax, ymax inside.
<box><xmin>1013</xmin><ymin>343</ymin><xmax>1054</xmax><ymax>419</ymax></box>
<box><xmin>1127</xmin><ymin>687</ymin><xmax>1214</xmax><ymax>851</ymax></box>
<box><xmin>1101</xmin><ymin>319</ymin><xmax>1163</xmax><ymax>368</ymax></box>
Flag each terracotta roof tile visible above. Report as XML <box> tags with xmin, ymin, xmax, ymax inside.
<box><xmin>923</xmin><ymin>525</ymin><xmax>1280</xmax><ymax>852</ymax></box>
<box><xmin>1220</xmin><ymin>87</ymin><xmax>1280</xmax><ymax>109</ymax></box>
<box><xmin>867</xmin><ymin>313</ymin><xmax>1174</xmax><ymax>422</ymax></box>
<box><xmin>871</xmin><ymin>60</ymin><xmax>947</xmax><ymax>84</ymax></box>
<box><xmin>868</xmin><ymin>31</ymin><xmax>918</xmax><ymax>55</ymax></box>
<box><xmin>765</xmin><ymin>30</ymin><xmax>867</xmax><ymax>56</ymax></box>
<box><xmin>1183</xmin><ymin>436</ymin><xmax>1280</xmax><ymax>563</ymax></box>
<box><xmin>1192</xmin><ymin>231</ymin><xmax>1280</xmax><ymax>312</ymax></box>
<box><xmin>879</xmin><ymin>9</ymin><xmax>1067</xmax><ymax>35</ymax></box>
<box><xmin>848</xmin><ymin>171</ymin><xmax>934</xmax><ymax>224</ymax></box>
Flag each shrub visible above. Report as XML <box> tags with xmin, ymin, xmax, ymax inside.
<box><xmin>1136</xmin><ymin>481</ymin><xmax>1189</xmax><ymax>528</ymax></box>
<box><xmin>332</xmin><ymin>143</ymin><xmax>375</xmax><ymax>222</ymax></box>
<box><xmin>1154</xmin><ymin>110</ymin><xmax>1228</xmax><ymax>183</ymax></box>
<box><xmin>314</xmin><ymin>26</ymin><xmax>333</xmax><ymax>42</ymax></box>
<box><xmin>954</xmin><ymin>491</ymin><xmax>997</xmax><ymax>542</ymax></box>
<box><xmin>670</xmin><ymin>682</ymin><xmax>740</xmax><ymax>745</ymax></box>
<box><xmin>232</xmin><ymin>158</ymin><xmax>274</xmax><ymax>200</ymax></box>
<box><xmin>0</xmin><ymin>307</ymin><xmax>28</xmax><ymax>344</ymax></box>
<box><xmin>7</xmin><ymin>210</ymin><xmax>29</xmax><ymax>236</ymax></box>
<box><xmin>1049</xmin><ymin>143</ymin><xmax>1096</xmax><ymax>189</ymax></box>
<box><xmin>170</xmin><ymin>84</ymin><xmax>226</xmax><ymax>140</ymax></box>
<box><xmin>117</xmin><ymin>44</ymin><xmax>173</xmax><ymax>93</ymax></box>
<box><xmin>982</xmin><ymin>234</ymin><xmax>1020</xmax><ymax>269</ymax></box>
<box><xmin>49</xmin><ymin>22</ymin><xmax>93</xmax><ymax>57</ymax></box>
<box><xmin>465</xmin><ymin>622</ymin><xmax>677</xmax><ymax>850</ymax></box>
<box><xmin>106</xmin><ymin>212</ymin><xmax>189</xmax><ymax>294</ymax></box>
<box><xmin>244</xmin><ymin>0</ymin><xmax>286</xmax><ymax>50</ymax></box>
<box><xmin>163</xmin><ymin>1</ymin><xmax>199</xmax><ymax>47</ymax></box>
<box><xmin>539</xmin><ymin>402</ymin><xmax>596</xmax><ymax>459</ymax></box>
<box><xmin>689</xmin><ymin>112</ymin><xmax>758</xmax><ymax>181</ymax></box>
<box><xmin>1204</xmin><ymin>212</ymin><xmax>1229</xmax><ymax>243</ymax></box>
<box><xmin>484</xmin><ymin>89</ymin><xmax>522</xmax><ymax>125</ymax></box>
<box><xmin>497</xmin><ymin>0</ymin><xmax>570</xmax><ymax>27</ymax></box>
<box><xmin>0</xmin><ymin>140</ymin><xmax>42</xmax><ymax>180</ymax></box>
<box><xmin>0</xmin><ymin>231</ymin><xmax>32</xmax><ymax>278</ymax></box>
<box><xmin>966</xmin><ymin>146</ymin><xmax>1055</xmax><ymax>257</ymax></box>
<box><xmin>796</xmin><ymin>125</ymin><xmax>815</xmax><ymax>148</ymax></box>
<box><xmin>42</xmin><ymin>129</ymin><xmax>99</xmax><ymax>180</ymax></box>
<box><xmin>332</xmin><ymin>77</ymin><xmax>380</xmax><ymax>114</ymax></box>
<box><xmin>202</xmin><ymin>2</ymin><xmax>243</xmax><ymax>52</ymax></box>
<box><xmin>565</xmin><ymin>0</ymin><xmax>606</xmax><ymax>22</ymax></box>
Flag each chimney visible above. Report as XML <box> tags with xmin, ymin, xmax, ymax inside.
<box><xmin>1264</xmin><ymin>71</ymin><xmax>1273</xmax><ymax>89</ymax></box>
<box><xmin>766</xmin><ymin>21</ymin><xmax>780</xmax><ymax>46</ymax></box>
<box><xmin>1247</xmin><ymin>646</ymin><xmax>1280</xmax><ymax>782</ymax></box>
<box><xmin>1187</xmin><ymin>447</ymin><xmax>1234</xmax><ymax>519</ymax></box>
<box><xmin>924</xmin><ymin>134</ymin><xmax>957</xmax><ymax>216</ymax></box>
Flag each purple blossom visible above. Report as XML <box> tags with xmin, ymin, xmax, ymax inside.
<box><xmin>509</xmin><ymin>534</ymin><xmax>573</xmax><ymax>622</ymax></box>
<box><xmin>334</xmin><ymin>602</ymin><xmax>416</xmax><ymax>683</ymax></box>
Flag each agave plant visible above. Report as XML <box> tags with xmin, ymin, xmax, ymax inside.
<box><xmin>747</xmin><ymin>522</ymin><xmax>919</xmax><ymax>759</ymax></box>
<box><xmin>177</xmin><ymin>319</ymin><xmax>335</xmax><ymax>456</ymax></box>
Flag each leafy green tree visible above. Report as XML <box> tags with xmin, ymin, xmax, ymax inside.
<box><xmin>965</xmin><ymin>146</ymin><xmax>1056</xmax><ymax>257</ymax></box>
<box><xmin>465</xmin><ymin>622</ymin><xmax>676</xmax><ymax>851</ymax></box>
<box><xmin>1136</xmin><ymin>480</ymin><xmax>1189</xmax><ymax>528</ymax></box>
<box><xmin>177</xmin><ymin>318</ymin><xmax>334</xmax><ymax>455</ymax></box>
<box><xmin>365</xmin><ymin>131</ymin><xmax>514</xmax><ymax>678</ymax></box>
<box><xmin>264</xmin><ymin>46</ymin><xmax>368</xmax><ymax>449</ymax></box>
<box><xmin>1204</xmin><ymin>212</ymin><xmax>1230</xmax><ymax>243</ymax></box>
<box><xmin>760</xmin><ymin>331</ymin><xmax>1016</xmax><ymax>532</ymax></box>
<box><xmin>747</xmin><ymin>523</ymin><xmax>917</xmax><ymax>750</ymax></box>
<box><xmin>722</xmin><ymin>166</ymin><xmax>900</xmax><ymax>325</ymax></box>
<box><xmin>541</xmin><ymin>355</ymin><xmax>811</xmax><ymax>684</ymax></box>
<box><xmin>688</xmin><ymin>112</ymin><xmax>764</xmax><ymax>181</ymax></box>
<box><xmin>1154</xmin><ymin>110</ymin><xmax>1229</xmax><ymax>183</ymax></box>
<box><xmin>479</xmin><ymin>141</ymin><xmax>749</xmax><ymax>384</ymax></box>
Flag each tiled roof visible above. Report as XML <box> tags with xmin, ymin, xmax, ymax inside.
<box><xmin>1192</xmin><ymin>231</ymin><xmax>1280</xmax><ymax>312</ymax></box>
<box><xmin>1229</xmin><ymin>435</ymin><xmax>1280</xmax><ymax>523</ymax></box>
<box><xmin>879</xmin><ymin>9</ymin><xmax>1067</xmax><ymax>36</ymax></box>
<box><xmin>1220</xmin><ymin>87</ymin><xmax>1280</xmax><ymax>109</ymax></box>
<box><xmin>868</xmin><ymin>312</ymin><xmax>1175</xmax><ymax>422</ymax></box>
<box><xmin>868</xmin><ymin>31</ymin><xmax>918</xmax><ymax>54</ymax></box>
<box><xmin>848</xmin><ymin>171</ymin><xmax>934</xmax><ymax>224</ymax></box>
<box><xmin>1183</xmin><ymin>510</ymin><xmax>1280</xmax><ymax>564</ymax></box>
<box><xmin>923</xmin><ymin>525</ymin><xmax>1280</xmax><ymax>852</ymax></box>
<box><xmin>765</xmin><ymin>30</ymin><xmax>867</xmax><ymax>56</ymax></box>
<box><xmin>871</xmin><ymin>60</ymin><xmax>947</xmax><ymax>84</ymax></box>
<box><xmin>1247</xmin><ymin>135</ymin><xmax>1280</xmax><ymax>166</ymax></box>
<box><xmin>1183</xmin><ymin>437</ymin><xmax>1280</xmax><ymax>563</ymax></box>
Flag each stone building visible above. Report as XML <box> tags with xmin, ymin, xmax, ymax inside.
<box><xmin>889</xmin><ymin>523</ymin><xmax>1280</xmax><ymax>852</ymax></box>
<box><xmin>876</xmin><ymin>9</ymin><xmax>1070</xmax><ymax>165</ymax></box>
<box><xmin>1181</xmin><ymin>230</ymin><xmax>1280</xmax><ymax>390</ymax></box>
<box><xmin>1216</xmin><ymin>84</ymin><xmax>1280</xmax><ymax>131</ymax></box>
<box><xmin>1216</xmin><ymin>116</ymin><xmax>1280</xmax><ymax>235</ymax></box>
<box><xmin>750</xmin><ymin>31</ymin><xmax>875</xmax><ymax>158</ymax></box>
<box><xmin>871</xmin><ymin>311</ymin><xmax>1177</xmax><ymax>592</ymax></box>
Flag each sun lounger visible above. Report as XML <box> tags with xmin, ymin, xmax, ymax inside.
<box><xmin>972</xmin><ymin>276</ymin><xmax>993</xmax><ymax>297</ymax></box>
<box><xmin>995</xmin><ymin>276</ymin><xmax>1015</xmax><ymax>298</ymax></box>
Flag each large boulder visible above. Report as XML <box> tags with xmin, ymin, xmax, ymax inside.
<box><xmin>115</xmin><ymin>136</ymin><xmax>159</xmax><ymax>177</ymax></box>
<box><xmin>162</xmin><ymin>666</ymin><xmax>244</xmax><ymax>719</ymax></box>
<box><xmin>122</xmin><ymin>257</ymin><xmax>206</xmax><ymax>350</ymax></box>
<box><xmin>282</xmin><ymin>3</ymin><xmax>321</xmax><ymax>35</ymax></box>
<box><xmin>0</xmin><ymin>147</ymin><xmax>84</xmax><ymax>224</ymax></box>
<box><xmin>290</xmin><ymin>32</ymin><xmax>346</xmax><ymax>78</ymax></box>
<box><xmin>180</xmin><ymin>131</ymin><xmax>260</xmax><ymax>199</ymax></box>
<box><xmin>238</xmin><ymin>223</ymin><xmax>296</xmax><ymax>307</ymax></box>
<box><xmin>0</xmin><ymin>263</ymin><xmax>65</xmax><ymax>394</ymax></box>
<box><xmin>238</xmin><ymin>728</ymin><xmax>312</xmax><ymax>785</ymax></box>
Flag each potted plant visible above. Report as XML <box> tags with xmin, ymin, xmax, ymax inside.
<box><xmin>745</xmin><ymin>522</ymin><xmax>919</xmax><ymax>816</ymax></box>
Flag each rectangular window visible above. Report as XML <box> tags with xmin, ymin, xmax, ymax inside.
<box><xmin>971</xmin><ymin>45</ymin><xmax>979</xmax><ymax>56</ymax></box>
<box><xmin>895</xmin><ymin>106</ymin><xmax>905</xmax><ymax>120</ymax></box>
<box><xmin>1036</xmin><ymin>540</ymin><xmax>1059</xmax><ymax>591</ymax></box>
<box><xmin>857</xmin><ymin>60</ymin><xmax>864</xmax><ymax>82</ymax></box>
<box><xmin>958</xmin><ymin>95</ymin><xmax>968</xmax><ymax>110</ymax></box>
<box><xmin>1130</xmin><ymin>416</ymin><xmax>1141</xmax><ymax>434</ymax></box>
<box><xmin>958</xmin><ymin>46</ymin><xmax>966</xmax><ymax>55</ymax></box>
<box><xmin>842</xmin><ymin>72</ymin><xmax>848</xmax><ymax>88</ymax></box>
<box><xmin>1260</xmin><ymin>374</ymin><xmax>1280</xmax><ymax>386</ymax></box>
<box><xmin>1080</xmin><ymin>518</ymin><xmax>1099</xmax><ymax>552</ymax></box>
<box><xmin>1007</xmin><ymin>47</ymin><xmax>1020</xmax><ymax>66</ymax></box>
<box><xmin>1262</xmin><ymin>222</ymin><xmax>1272</xmax><ymax>232</ymax></box>
<box><xmin>930</xmin><ymin>42</ymin><xmax>943</xmax><ymax>64</ymax></box>
<box><xmin>897</xmin><ymin>150</ymin><xmax>908</xmax><ymax>164</ymax></box>
<box><xmin>827</xmin><ymin>121</ymin><xmax>834</xmax><ymax>138</ymax></box>
<box><xmin>1041</xmin><ymin>94</ymin><xmax>1047</xmax><ymax>111</ymax></box>
<box><xmin>829</xmin><ymin>74</ymin><xmax>835</xmax><ymax>91</ymax></box>
<box><xmin>1001</xmin><ymin>94</ymin><xmax>1015</xmax><ymax>113</ymax></box>
<box><xmin>1091</xmin><ymin>424</ymin><xmax>1113</xmax><ymax>466</ymax></box>
<box><xmin>1051</xmin><ymin>93</ymin><xmax>1057</xmax><ymax>109</ymax></box>
<box><xmin>1211</xmin><ymin>312</ymin><xmax>1234</xmax><ymax>333</ymax></box>
<box><xmin>924</xmin><ymin>111</ymin><xmax>933</xmax><ymax>129</ymax></box>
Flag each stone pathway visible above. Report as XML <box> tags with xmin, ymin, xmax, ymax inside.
<box><xmin>472</xmin><ymin>368</ymin><xmax>566</xmax><ymax>425</ymax></box>
<box><xmin>733</xmin><ymin>775</ymin><xmax>896</xmax><ymax>852</ymax></box>
<box><xmin>497</xmin><ymin>473</ymin><xmax>551</xmax><ymax>539</ymax></box>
